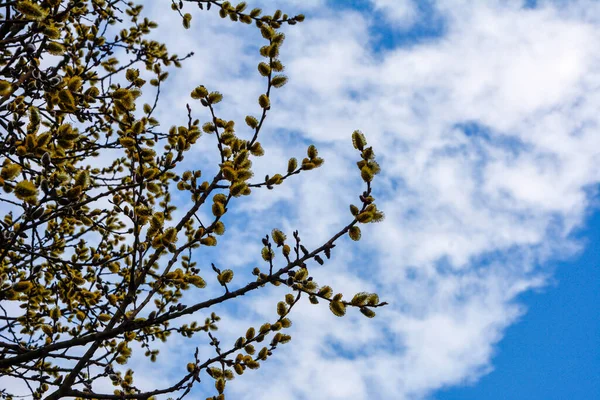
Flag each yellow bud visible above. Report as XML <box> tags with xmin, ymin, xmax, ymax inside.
<box><xmin>294</xmin><ymin>268</ymin><xmax>308</xmax><ymax>281</ymax></box>
<box><xmin>246</xmin><ymin>327</ymin><xmax>255</xmax><ymax>340</ymax></box>
<box><xmin>237</xmin><ymin>169</ymin><xmax>253</xmax><ymax>181</ymax></box>
<box><xmin>260</xmin><ymin>25</ymin><xmax>274</xmax><ymax>39</ymax></box>
<box><xmin>4</xmin><ymin>290</ymin><xmax>18</xmax><ymax>300</ymax></box>
<box><xmin>16</xmin><ymin>0</ymin><xmax>48</xmax><ymax>20</ymax></box>
<box><xmin>360</xmin><ymin>166</ymin><xmax>373</xmax><ymax>182</ymax></box>
<box><xmin>14</xmin><ymin>180</ymin><xmax>38</xmax><ymax>201</ymax></box>
<box><xmin>208</xmin><ymin>92</ymin><xmax>223</xmax><ymax>104</ymax></box>
<box><xmin>261</xmin><ymin>247</ymin><xmax>274</xmax><ymax>261</ymax></box>
<box><xmin>356</xmin><ymin>211</ymin><xmax>373</xmax><ymax>223</ymax></box>
<box><xmin>271</xmin><ymin>229</ymin><xmax>286</xmax><ymax>246</ymax></box>
<box><xmin>213</xmin><ymin>193</ymin><xmax>227</xmax><ymax>204</ymax></box>
<box><xmin>351</xmin><ymin>292</ymin><xmax>369</xmax><ymax>306</ymax></box>
<box><xmin>200</xmin><ymin>236</ymin><xmax>217</xmax><ymax>246</ymax></box>
<box><xmin>259</xmin><ymin>323</ymin><xmax>271</xmax><ymax>334</ymax></box>
<box><xmin>271</xmin><ymin>74</ymin><xmax>288</xmax><ymax>88</ymax></box>
<box><xmin>281</xmin><ymin>318</ymin><xmax>292</xmax><ymax>328</ymax></box>
<box><xmin>215</xmin><ymin>378</ymin><xmax>225</xmax><ymax>394</ymax></box>
<box><xmin>349</xmin><ymin>226</ymin><xmax>361</xmax><ymax>241</ymax></box>
<box><xmin>214</xmin><ymin>221</ymin><xmax>226</xmax><ymax>235</ymax></box>
<box><xmin>276</xmin><ymin>301</ymin><xmax>287</xmax><ymax>316</ymax></box>
<box><xmin>287</xmin><ymin>158</ymin><xmax>297</xmax><ymax>174</ymax></box>
<box><xmin>366</xmin><ymin>293</ymin><xmax>380</xmax><ymax>306</ymax></box>
<box><xmin>352</xmin><ymin>130</ymin><xmax>367</xmax><ymax>151</ymax></box>
<box><xmin>267</xmin><ymin>174</ymin><xmax>283</xmax><ymax>185</ymax></box>
<box><xmin>58</xmin><ymin>89</ymin><xmax>75</xmax><ymax>108</ymax></box>
<box><xmin>329</xmin><ymin>301</ymin><xmax>346</xmax><ymax>317</ymax></box>
<box><xmin>1</xmin><ymin>163</ymin><xmax>21</xmax><ymax>180</ymax></box>
<box><xmin>37</xmin><ymin>132</ymin><xmax>51</xmax><ymax>148</ymax></box>
<box><xmin>234</xmin><ymin>363</ymin><xmax>244</xmax><ymax>375</ymax></box>
<box><xmin>230</xmin><ymin>181</ymin><xmax>247</xmax><ymax>197</ymax></box>
<box><xmin>182</xmin><ymin>13</ymin><xmax>192</xmax><ymax>29</ymax></box>
<box><xmin>360</xmin><ymin>307</ymin><xmax>376</xmax><ymax>318</ymax></box>
<box><xmin>222</xmin><ymin>166</ymin><xmax>236</xmax><ymax>181</ymax></box>
<box><xmin>212</xmin><ymin>202</ymin><xmax>225</xmax><ymax>217</ymax></box>
<box><xmin>318</xmin><ymin>285</ymin><xmax>333</xmax><ymax>299</ymax></box>
<box><xmin>41</xmin><ymin>324</ymin><xmax>53</xmax><ymax>336</ymax></box>
<box><xmin>75</xmin><ymin>170</ymin><xmax>89</xmax><ymax>188</ymax></box>
<box><xmin>244</xmin><ymin>344</ymin><xmax>255</xmax><ymax>355</ymax></box>
<box><xmin>257</xmin><ymin>347</ymin><xmax>268</xmax><ymax>360</ymax></box>
<box><xmin>217</xmin><ymin>269</ymin><xmax>234</xmax><ymax>285</ymax></box>
<box><xmin>47</xmin><ymin>41</ymin><xmax>65</xmax><ymax>55</ymax></box>
<box><xmin>250</xmin><ymin>142</ymin><xmax>264</xmax><ymax>156</ymax></box>
<box><xmin>0</xmin><ymin>80</ymin><xmax>13</xmax><ymax>97</ymax></box>
<box><xmin>245</xmin><ymin>115</ymin><xmax>258</xmax><ymax>128</ymax></box>
<box><xmin>187</xmin><ymin>275</ymin><xmax>206</xmax><ymax>288</ymax></box>
<box><xmin>258</xmin><ymin>94</ymin><xmax>270</xmax><ymax>109</ymax></box>
<box><xmin>49</xmin><ymin>307</ymin><xmax>61</xmax><ymax>320</ymax></box>
<box><xmin>98</xmin><ymin>313</ymin><xmax>111</xmax><ymax>322</ymax></box>
<box><xmin>202</xmin><ymin>122</ymin><xmax>216</xmax><ymax>133</ymax></box>
<box><xmin>191</xmin><ymin>85</ymin><xmax>208</xmax><ymax>99</ymax></box>
<box><xmin>258</xmin><ymin>62</ymin><xmax>271</xmax><ymax>77</ymax></box>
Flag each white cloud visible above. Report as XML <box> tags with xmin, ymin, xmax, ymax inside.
<box><xmin>370</xmin><ymin>0</ymin><xmax>419</xmax><ymax>27</ymax></box>
<box><xmin>140</xmin><ymin>1</ymin><xmax>600</xmax><ymax>399</ymax></box>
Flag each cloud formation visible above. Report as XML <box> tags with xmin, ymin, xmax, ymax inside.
<box><xmin>4</xmin><ymin>1</ymin><xmax>597</xmax><ymax>399</ymax></box>
<box><xmin>135</xmin><ymin>1</ymin><xmax>600</xmax><ymax>399</ymax></box>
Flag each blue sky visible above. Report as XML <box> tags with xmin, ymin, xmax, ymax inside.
<box><xmin>354</xmin><ymin>2</ymin><xmax>600</xmax><ymax>398</ymax></box>
<box><xmin>316</xmin><ymin>1</ymin><xmax>600</xmax><ymax>397</ymax></box>
<box><xmin>138</xmin><ymin>1</ymin><xmax>600</xmax><ymax>398</ymax></box>
<box><xmin>2</xmin><ymin>1</ymin><xmax>599</xmax><ymax>399</ymax></box>
<box><xmin>337</xmin><ymin>4</ymin><xmax>600</xmax><ymax>396</ymax></box>
<box><xmin>438</xmin><ymin>213</ymin><xmax>600</xmax><ymax>399</ymax></box>
<box><xmin>0</xmin><ymin>1</ymin><xmax>589</xmax><ymax>398</ymax></box>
